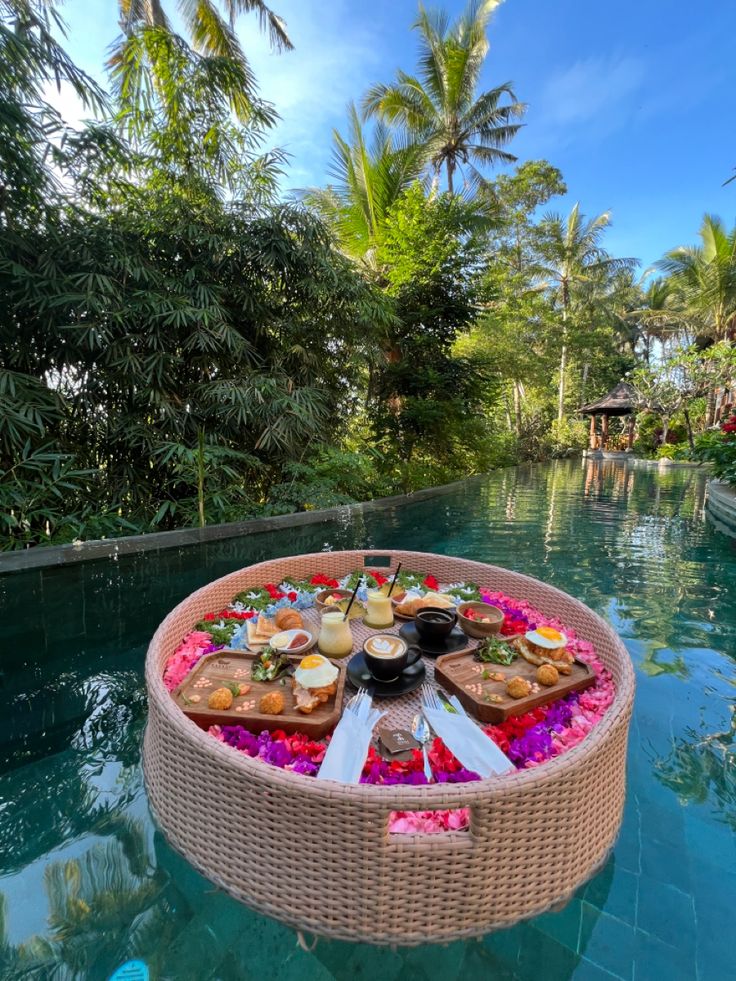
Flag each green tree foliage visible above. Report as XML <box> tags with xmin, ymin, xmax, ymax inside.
<box><xmin>7</xmin><ymin>0</ymin><xmax>731</xmax><ymax>551</ymax></box>
<box><xmin>363</xmin><ymin>0</ymin><xmax>524</xmax><ymax>195</ymax></box>
<box><xmin>113</xmin><ymin>0</ymin><xmax>291</xmax><ymax>127</ymax></box>
<box><xmin>469</xmin><ymin>161</ymin><xmax>566</xmax><ymax>447</ymax></box>
<box><xmin>304</xmin><ymin>103</ymin><xmax>426</xmax><ymax>264</ymax></box>
<box><xmin>536</xmin><ymin>204</ymin><xmax>637</xmax><ymax>420</ymax></box>
<box><xmin>659</xmin><ymin>215</ymin><xmax>736</xmax><ymax>345</ymax></box>
<box><xmin>0</xmin><ymin>0</ymin><xmax>392</xmax><ymax>548</ymax></box>
<box><xmin>369</xmin><ymin>184</ymin><xmax>499</xmax><ymax>487</ymax></box>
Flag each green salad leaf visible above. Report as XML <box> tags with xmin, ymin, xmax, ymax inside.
<box><xmin>251</xmin><ymin>647</ymin><xmax>292</xmax><ymax>682</ymax></box>
<box><xmin>474</xmin><ymin>636</ymin><xmax>517</xmax><ymax>666</ymax></box>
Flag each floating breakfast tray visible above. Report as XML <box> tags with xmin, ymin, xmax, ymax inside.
<box><xmin>172</xmin><ymin>649</ymin><xmax>346</xmax><ymax>739</ymax></box>
<box><xmin>434</xmin><ymin>646</ymin><xmax>595</xmax><ymax>723</ymax></box>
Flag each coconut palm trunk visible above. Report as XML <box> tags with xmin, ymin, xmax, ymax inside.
<box><xmin>557</xmin><ymin>281</ymin><xmax>569</xmax><ymax>422</ymax></box>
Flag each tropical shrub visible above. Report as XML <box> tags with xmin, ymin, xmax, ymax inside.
<box><xmin>267</xmin><ymin>446</ymin><xmax>394</xmax><ymax>512</ymax></box>
<box><xmin>548</xmin><ymin>418</ymin><xmax>589</xmax><ymax>456</ymax></box>
<box><xmin>694</xmin><ymin>420</ymin><xmax>736</xmax><ymax>485</ymax></box>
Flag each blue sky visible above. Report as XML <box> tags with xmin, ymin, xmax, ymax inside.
<box><xmin>50</xmin><ymin>0</ymin><xmax>736</xmax><ymax>268</ymax></box>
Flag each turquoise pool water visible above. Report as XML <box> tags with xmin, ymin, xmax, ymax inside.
<box><xmin>1</xmin><ymin>459</ymin><xmax>734</xmax><ymax>980</ymax></box>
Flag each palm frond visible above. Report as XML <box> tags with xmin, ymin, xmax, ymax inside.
<box><xmin>222</xmin><ymin>0</ymin><xmax>293</xmax><ymax>51</ymax></box>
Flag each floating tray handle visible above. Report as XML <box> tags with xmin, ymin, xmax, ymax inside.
<box><xmin>384</xmin><ymin>805</ymin><xmax>482</xmax><ymax>849</ymax></box>
<box><xmin>363</xmin><ymin>554</ymin><xmax>394</xmax><ymax>569</ymax></box>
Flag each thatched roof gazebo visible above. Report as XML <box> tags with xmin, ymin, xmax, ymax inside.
<box><xmin>580</xmin><ymin>381</ymin><xmax>637</xmax><ymax>450</ymax></box>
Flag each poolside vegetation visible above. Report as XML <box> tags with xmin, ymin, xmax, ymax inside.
<box><xmin>1</xmin><ymin>0</ymin><xmax>735</xmax><ymax>549</ymax></box>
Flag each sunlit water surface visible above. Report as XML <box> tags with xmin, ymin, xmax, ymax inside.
<box><xmin>1</xmin><ymin>459</ymin><xmax>734</xmax><ymax>980</ymax></box>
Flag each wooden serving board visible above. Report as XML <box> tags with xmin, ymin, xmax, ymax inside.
<box><xmin>434</xmin><ymin>647</ymin><xmax>595</xmax><ymax>724</ymax></box>
<box><xmin>172</xmin><ymin>649</ymin><xmax>346</xmax><ymax>739</ymax></box>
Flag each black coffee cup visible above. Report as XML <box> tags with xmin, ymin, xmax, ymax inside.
<box><xmin>363</xmin><ymin>634</ymin><xmax>421</xmax><ymax>682</ymax></box>
<box><xmin>415</xmin><ymin>606</ymin><xmax>457</xmax><ymax>641</ymax></box>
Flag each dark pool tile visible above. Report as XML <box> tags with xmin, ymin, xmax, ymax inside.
<box><xmin>1</xmin><ymin>624</ymin><xmax>46</xmax><ymax>661</ymax></box>
<box><xmin>453</xmin><ymin>943</ymin><xmax>517</xmax><ymax>981</ymax></box>
<box><xmin>640</xmin><ymin>837</ymin><xmax>692</xmax><ymax>893</ymax></box>
<box><xmin>612</xmin><ymin>828</ymin><xmax>641</xmax><ymax>875</ymax></box>
<box><xmin>482</xmin><ymin>921</ymin><xmax>524</xmax><ymax>968</ymax></box>
<box><xmin>533</xmin><ymin>898</ymin><xmax>583</xmax><ymax>951</ymax></box>
<box><xmin>695</xmin><ymin>933</ymin><xmax>735</xmax><ymax>981</ymax></box>
<box><xmin>516</xmin><ymin>924</ymin><xmax>581</xmax><ymax>981</ymax></box>
<box><xmin>634</xmin><ymin>929</ymin><xmax>696</xmax><ymax>981</ymax></box>
<box><xmin>0</xmin><ymin>571</ymin><xmax>43</xmax><ymax>620</ymax></box>
<box><xmin>691</xmin><ymin>863</ymin><xmax>736</xmax><ymax>916</ymax></box>
<box><xmin>583</xmin><ymin>864</ymin><xmax>638</xmax><ymax>927</ymax></box>
<box><xmin>41</xmin><ymin>563</ymin><xmax>85</xmax><ymax>620</ymax></box>
<box><xmin>636</xmin><ymin>799</ymin><xmax>686</xmax><ymax>851</ymax></box>
<box><xmin>315</xmin><ymin>940</ymin><xmax>404</xmax><ymax>981</ymax></box>
<box><xmin>684</xmin><ymin>815</ymin><xmax>736</xmax><ymax>875</ymax></box>
<box><xmin>636</xmin><ymin>876</ymin><xmax>695</xmax><ymax>952</ymax></box>
<box><xmin>396</xmin><ymin>942</ymin><xmax>468</xmax><ymax>981</ymax></box>
<box><xmin>578</xmin><ymin>904</ymin><xmax>635</xmax><ymax>980</ymax></box>
<box><xmin>571</xmin><ymin>958</ymin><xmax>623</xmax><ymax>981</ymax></box>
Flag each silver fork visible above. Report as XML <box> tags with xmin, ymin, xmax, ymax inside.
<box><xmin>421</xmin><ymin>683</ymin><xmax>441</xmax><ymax>711</ymax></box>
<box><xmin>346</xmin><ymin>686</ymin><xmax>370</xmax><ymax>717</ymax></box>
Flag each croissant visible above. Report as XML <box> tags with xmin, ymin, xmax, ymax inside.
<box><xmin>396</xmin><ymin>598</ymin><xmax>422</xmax><ymax>617</ymax></box>
<box><xmin>274</xmin><ymin>608</ymin><xmax>303</xmax><ymax>630</ymax></box>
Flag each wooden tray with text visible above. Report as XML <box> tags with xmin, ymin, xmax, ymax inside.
<box><xmin>172</xmin><ymin>649</ymin><xmax>346</xmax><ymax>739</ymax></box>
<box><xmin>434</xmin><ymin>647</ymin><xmax>595</xmax><ymax>724</ymax></box>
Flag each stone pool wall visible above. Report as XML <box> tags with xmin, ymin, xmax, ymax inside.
<box><xmin>706</xmin><ymin>480</ymin><xmax>736</xmax><ymax>538</ymax></box>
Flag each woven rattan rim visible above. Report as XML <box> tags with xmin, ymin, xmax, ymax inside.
<box><xmin>145</xmin><ymin>549</ymin><xmax>635</xmax><ymax>810</ymax></box>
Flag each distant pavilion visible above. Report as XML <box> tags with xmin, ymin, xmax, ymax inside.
<box><xmin>580</xmin><ymin>382</ymin><xmax>637</xmax><ymax>451</ymax></box>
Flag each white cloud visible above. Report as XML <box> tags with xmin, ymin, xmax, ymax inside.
<box><xmin>531</xmin><ymin>52</ymin><xmax>646</xmax><ymax>149</ymax></box>
<box><xmin>242</xmin><ymin>0</ymin><xmax>385</xmax><ymax>191</ymax></box>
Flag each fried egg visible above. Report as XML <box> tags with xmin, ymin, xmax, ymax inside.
<box><xmin>525</xmin><ymin>626</ymin><xmax>567</xmax><ymax>650</ymax></box>
<box><xmin>294</xmin><ymin>653</ymin><xmax>338</xmax><ymax>689</ymax></box>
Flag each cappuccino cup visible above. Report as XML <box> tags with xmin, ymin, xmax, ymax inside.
<box><xmin>363</xmin><ymin>634</ymin><xmax>421</xmax><ymax>682</ymax></box>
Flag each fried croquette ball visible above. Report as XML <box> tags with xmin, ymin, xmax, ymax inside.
<box><xmin>258</xmin><ymin>690</ymin><xmax>285</xmax><ymax>715</ymax></box>
<box><xmin>536</xmin><ymin>664</ymin><xmax>559</xmax><ymax>687</ymax></box>
<box><xmin>208</xmin><ymin>687</ymin><xmax>233</xmax><ymax>710</ymax></box>
<box><xmin>506</xmin><ymin>676</ymin><xmax>533</xmax><ymax>699</ymax></box>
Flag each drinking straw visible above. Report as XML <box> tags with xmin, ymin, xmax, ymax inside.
<box><xmin>342</xmin><ymin>579</ymin><xmax>362</xmax><ymax>621</ymax></box>
<box><xmin>387</xmin><ymin>561</ymin><xmax>403</xmax><ymax>597</ymax></box>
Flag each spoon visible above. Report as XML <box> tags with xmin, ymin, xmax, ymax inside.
<box><xmin>411</xmin><ymin>713</ymin><xmax>433</xmax><ymax>783</ymax></box>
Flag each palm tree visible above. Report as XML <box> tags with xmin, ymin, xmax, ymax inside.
<box><xmin>113</xmin><ymin>0</ymin><xmax>292</xmax><ymax>125</ymax></box>
<box><xmin>304</xmin><ymin>103</ymin><xmax>426</xmax><ymax>265</ymax></box>
<box><xmin>118</xmin><ymin>0</ymin><xmax>291</xmax><ymax>52</ymax></box>
<box><xmin>659</xmin><ymin>215</ymin><xmax>736</xmax><ymax>344</ymax></box>
<box><xmin>362</xmin><ymin>0</ymin><xmax>524</xmax><ymax>195</ymax></box>
<box><xmin>659</xmin><ymin>215</ymin><xmax>736</xmax><ymax>423</ymax></box>
<box><xmin>634</xmin><ymin>276</ymin><xmax>693</xmax><ymax>361</ymax></box>
<box><xmin>537</xmin><ymin>204</ymin><xmax>637</xmax><ymax>420</ymax></box>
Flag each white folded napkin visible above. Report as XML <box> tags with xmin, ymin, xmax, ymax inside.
<box><xmin>316</xmin><ymin>697</ymin><xmax>385</xmax><ymax>784</ymax></box>
<box><xmin>422</xmin><ymin>705</ymin><xmax>515</xmax><ymax>777</ymax></box>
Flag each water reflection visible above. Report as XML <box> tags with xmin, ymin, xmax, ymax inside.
<box><xmin>1</xmin><ymin>459</ymin><xmax>735</xmax><ymax>978</ymax></box>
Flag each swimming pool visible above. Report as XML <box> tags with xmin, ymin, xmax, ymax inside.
<box><xmin>1</xmin><ymin>459</ymin><xmax>733</xmax><ymax>980</ymax></box>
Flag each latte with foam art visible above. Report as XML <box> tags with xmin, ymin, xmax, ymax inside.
<box><xmin>364</xmin><ymin>636</ymin><xmax>406</xmax><ymax>659</ymax></box>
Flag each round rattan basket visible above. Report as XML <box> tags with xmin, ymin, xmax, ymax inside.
<box><xmin>143</xmin><ymin>550</ymin><xmax>634</xmax><ymax>946</ymax></box>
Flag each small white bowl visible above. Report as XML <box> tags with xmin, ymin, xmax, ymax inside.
<box><xmin>270</xmin><ymin>629</ymin><xmax>314</xmax><ymax>655</ymax></box>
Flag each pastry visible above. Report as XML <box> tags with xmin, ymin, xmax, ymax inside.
<box><xmin>275</xmin><ymin>608</ymin><xmax>303</xmax><ymax>630</ymax></box>
<box><xmin>256</xmin><ymin>615</ymin><xmax>279</xmax><ymax>638</ymax></box>
<box><xmin>208</xmin><ymin>687</ymin><xmax>234</xmax><ymax>710</ymax></box>
<box><xmin>246</xmin><ymin>617</ymin><xmax>278</xmax><ymax>647</ymax></box>
<box><xmin>258</xmin><ymin>691</ymin><xmax>285</xmax><ymax>715</ymax></box>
